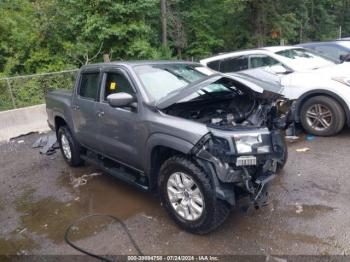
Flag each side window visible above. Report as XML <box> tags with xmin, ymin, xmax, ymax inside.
<box><xmin>314</xmin><ymin>45</ymin><xmax>346</xmax><ymax>61</ymax></box>
<box><xmin>79</xmin><ymin>73</ymin><xmax>100</xmax><ymax>100</ymax></box>
<box><xmin>104</xmin><ymin>72</ymin><xmax>134</xmax><ymax>100</ymax></box>
<box><xmin>249</xmin><ymin>55</ymin><xmax>279</xmax><ymax>69</ymax></box>
<box><xmin>219</xmin><ymin>56</ymin><xmax>248</xmax><ymax>73</ymax></box>
<box><xmin>207</xmin><ymin>60</ymin><xmax>220</xmax><ymax>71</ymax></box>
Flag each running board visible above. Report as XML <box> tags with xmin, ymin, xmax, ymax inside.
<box><xmin>81</xmin><ymin>151</ymin><xmax>149</xmax><ymax>191</ymax></box>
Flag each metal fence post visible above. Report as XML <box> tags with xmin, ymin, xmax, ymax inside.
<box><xmin>6</xmin><ymin>78</ymin><xmax>16</xmax><ymax>109</ymax></box>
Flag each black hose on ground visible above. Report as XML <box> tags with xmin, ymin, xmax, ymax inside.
<box><xmin>64</xmin><ymin>213</ymin><xmax>143</xmax><ymax>261</ymax></box>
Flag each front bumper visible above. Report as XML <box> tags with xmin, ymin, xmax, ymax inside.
<box><xmin>191</xmin><ymin>131</ymin><xmax>285</xmax><ymax>206</ymax></box>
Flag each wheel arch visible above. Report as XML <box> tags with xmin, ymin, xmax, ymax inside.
<box><xmin>145</xmin><ymin>134</ymin><xmax>195</xmax><ymax>191</ymax></box>
<box><xmin>294</xmin><ymin>89</ymin><xmax>350</xmax><ymax>126</ymax></box>
<box><xmin>54</xmin><ymin>115</ymin><xmax>67</xmax><ymax>131</ymax></box>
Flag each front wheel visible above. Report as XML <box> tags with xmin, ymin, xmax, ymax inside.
<box><xmin>300</xmin><ymin>96</ymin><xmax>345</xmax><ymax>136</ymax></box>
<box><xmin>57</xmin><ymin>126</ymin><xmax>84</xmax><ymax>167</ymax></box>
<box><xmin>158</xmin><ymin>156</ymin><xmax>230</xmax><ymax>234</ymax></box>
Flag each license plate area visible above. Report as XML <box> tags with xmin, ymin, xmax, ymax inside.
<box><xmin>236</xmin><ymin>156</ymin><xmax>257</xmax><ymax>166</ymax></box>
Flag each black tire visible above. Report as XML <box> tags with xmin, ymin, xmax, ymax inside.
<box><xmin>57</xmin><ymin>126</ymin><xmax>84</xmax><ymax>167</ymax></box>
<box><xmin>158</xmin><ymin>156</ymin><xmax>230</xmax><ymax>234</ymax></box>
<box><xmin>300</xmin><ymin>96</ymin><xmax>345</xmax><ymax>136</ymax></box>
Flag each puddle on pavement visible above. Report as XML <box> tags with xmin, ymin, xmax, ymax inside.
<box><xmin>0</xmin><ymin>235</ymin><xmax>37</xmax><ymax>255</ymax></box>
<box><xmin>57</xmin><ymin>168</ymin><xmax>163</xmax><ymax>220</ymax></box>
<box><xmin>275</xmin><ymin>230</ymin><xmax>331</xmax><ymax>247</ymax></box>
<box><xmin>274</xmin><ymin>202</ymin><xmax>335</xmax><ymax>219</ymax></box>
<box><xmin>13</xmin><ymin>167</ymin><xmax>163</xmax><ymax>245</ymax></box>
<box><xmin>15</xmin><ymin>189</ymin><xmax>84</xmax><ymax>243</ymax></box>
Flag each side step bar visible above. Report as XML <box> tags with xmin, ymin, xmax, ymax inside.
<box><xmin>81</xmin><ymin>151</ymin><xmax>149</xmax><ymax>191</ymax></box>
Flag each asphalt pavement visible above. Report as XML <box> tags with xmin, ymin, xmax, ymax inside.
<box><xmin>0</xmin><ymin>130</ymin><xmax>349</xmax><ymax>258</ymax></box>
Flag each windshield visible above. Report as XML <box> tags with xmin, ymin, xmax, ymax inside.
<box><xmin>275</xmin><ymin>48</ymin><xmax>335</xmax><ymax>70</ymax></box>
<box><xmin>133</xmin><ymin>64</ymin><xmax>211</xmax><ymax>101</ymax></box>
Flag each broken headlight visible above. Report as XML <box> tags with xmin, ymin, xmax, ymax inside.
<box><xmin>233</xmin><ymin>132</ymin><xmax>270</xmax><ymax>154</ymax></box>
<box><xmin>208</xmin><ymin>128</ymin><xmax>271</xmax><ymax>156</ymax></box>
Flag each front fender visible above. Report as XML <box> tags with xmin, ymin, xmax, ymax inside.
<box><xmin>144</xmin><ymin>133</ymin><xmax>196</xmax><ymax>174</ymax></box>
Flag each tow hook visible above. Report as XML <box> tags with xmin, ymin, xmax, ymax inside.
<box><xmin>253</xmin><ymin>172</ymin><xmax>276</xmax><ymax>208</ymax></box>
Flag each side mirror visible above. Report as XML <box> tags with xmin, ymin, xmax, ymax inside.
<box><xmin>269</xmin><ymin>64</ymin><xmax>290</xmax><ymax>74</ymax></box>
<box><xmin>107</xmin><ymin>92</ymin><xmax>135</xmax><ymax>108</ymax></box>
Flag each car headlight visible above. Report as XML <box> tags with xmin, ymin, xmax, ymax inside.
<box><xmin>233</xmin><ymin>133</ymin><xmax>270</xmax><ymax>154</ymax></box>
<box><xmin>332</xmin><ymin>77</ymin><xmax>350</xmax><ymax>87</ymax></box>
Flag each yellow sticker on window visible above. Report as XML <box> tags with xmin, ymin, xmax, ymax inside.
<box><xmin>110</xmin><ymin>82</ymin><xmax>117</xmax><ymax>90</ymax></box>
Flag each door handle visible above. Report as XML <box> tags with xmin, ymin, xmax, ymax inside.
<box><xmin>97</xmin><ymin>111</ymin><xmax>105</xmax><ymax>117</ymax></box>
<box><xmin>72</xmin><ymin>105</ymin><xmax>80</xmax><ymax>111</ymax></box>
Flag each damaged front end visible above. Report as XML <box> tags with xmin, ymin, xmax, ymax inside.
<box><xmin>160</xmin><ymin>74</ymin><xmax>292</xmax><ymax>208</ymax></box>
<box><xmin>191</xmin><ymin>126</ymin><xmax>286</xmax><ymax>208</ymax></box>
<box><xmin>188</xmin><ymin>96</ymin><xmax>290</xmax><ymax>208</ymax></box>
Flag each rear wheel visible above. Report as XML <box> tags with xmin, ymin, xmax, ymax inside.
<box><xmin>300</xmin><ymin>96</ymin><xmax>345</xmax><ymax>136</ymax></box>
<box><xmin>158</xmin><ymin>156</ymin><xmax>230</xmax><ymax>234</ymax></box>
<box><xmin>57</xmin><ymin>126</ymin><xmax>84</xmax><ymax>166</ymax></box>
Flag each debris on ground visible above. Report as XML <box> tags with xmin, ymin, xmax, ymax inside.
<box><xmin>10</xmin><ymin>132</ymin><xmax>37</xmax><ymax>141</ymax></box>
<box><xmin>306</xmin><ymin>135</ymin><xmax>315</xmax><ymax>142</ymax></box>
<box><xmin>17</xmin><ymin>140</ymin><xmax>24</xmax><ymax>144</ymax></box>
<box><xmin>296</xmin><ymin>147</ymin><xmax>310</xmax><ymax>153</ymax></box>
<box><xmin>295</xmin><ymin>203</ymin><xmax>303</xmax><ymax>214</ymax></box>
<box><xmin>285</xmin><ymin>136</ymin><xmax>299</xmax><ymax>142</ymax></box>
<box><xmin>267</xmin><ymin>255</ymin><xmax>288</xmax><ymax>262</ymax></box>
<box><xmin>17</xmin><ymin>250</ymin><xmax>28</xmax><ymax>255</ymax></box>
<box><xmin>18</xmin><ymin>228</ymin><xmax>27</xmax><ymax>234</ymax></box>
<box><xmin>32</xmin><ymin>134</ymin><xmax>60</xmax><ymax>155</ymax></box>
<box><xmin>70</xmin><ymin>172</ymin><xmax>102</xmax><ymax>188</ymax></box>
<box><xmin>142</xmin><ymin>214</ymin><xmax>153</xmax><ymax>220</ymax></box>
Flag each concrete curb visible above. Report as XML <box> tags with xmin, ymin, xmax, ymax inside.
<box><xmin>0</xmin><ymin>104</ymin><xmax>50</xmax><ymax>141</ymax></box>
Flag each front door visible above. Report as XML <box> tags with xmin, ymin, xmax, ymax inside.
<box><xmin>96</xmin><ymin>68</ymin><xmax>144</xmax><ymax>170</ymax></box>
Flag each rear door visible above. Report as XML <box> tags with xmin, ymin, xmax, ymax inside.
<box><xmin>71</xmin><ymin>69</ymin><xmax>101</xmax><ymax>150</ymax></box>
<box><xmin>95</xmin><ymin>67</ymin><xmax>144</xmax><ymax>170</ymax></box>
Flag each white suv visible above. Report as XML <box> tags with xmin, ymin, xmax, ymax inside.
<box><xmin>201</xmin><ymin>46</ymin><xmax>350</xmax><ymax>136</ymax></box>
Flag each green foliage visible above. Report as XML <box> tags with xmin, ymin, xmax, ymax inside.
<box><xmin>0</xmin><ymin>71</ymin><xmax>77</xmax><ymax>110</ymax></box>
<box><xmin>0</xmin><ymin>0</ymin><xmax>350</xmax><ymax>110</ymax></box>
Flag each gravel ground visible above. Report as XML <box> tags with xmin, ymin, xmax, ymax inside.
<box><xmin>0</xmin><ymin>130</ymin><xmax>349</xmax><ymax>259</ymax></box>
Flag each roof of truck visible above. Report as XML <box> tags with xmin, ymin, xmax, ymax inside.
<box><xmin>80</xmin><ymin>60</ymin><xmax>201</xmax><ymax>70</ymax></box>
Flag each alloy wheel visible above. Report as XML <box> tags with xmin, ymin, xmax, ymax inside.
<box><xmin>167</xmin><ymin>172</ymin><xmax>204</xmax><ymax>221</ymax></box>
<box><xmin>306</xmin><ymin>103</ymin><xmax>333</xmax><ymax>131</ymax></box>
<box><xmin>61</xmin><ymin>134</ymin><xmax>72</xmax><ymax>160</ymax></box>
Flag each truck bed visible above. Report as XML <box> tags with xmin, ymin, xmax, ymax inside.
<box><xmin>45</xmin><ymin>89</ymin><xmax>73</xmax><ymax>130</ymax></box>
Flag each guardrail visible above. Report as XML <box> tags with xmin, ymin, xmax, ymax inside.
<box><xmin>0</xmin><ymin>69</ymin><xmax>78</xmax><ymax>111</ymax></box>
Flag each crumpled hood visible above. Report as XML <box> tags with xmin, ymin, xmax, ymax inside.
<box><xmin>156</xmin><ymin>73</ymin><xmax>269</xmax><ymax>110</ymax></box>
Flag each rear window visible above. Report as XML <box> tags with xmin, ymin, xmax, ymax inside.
<box><xmin>219</xmin><ymin>56</ymin><xmax>248</xmax><ymax>73</ymax></box>
<box><xmin>79</xmin><ymin>73</ymin><xmax>100</xmax><ymax>100</ymax></box>
<box><xmin>207</xmin><ymin>60</ymin><xmax>220</xmax><ymax>71</ymax></box>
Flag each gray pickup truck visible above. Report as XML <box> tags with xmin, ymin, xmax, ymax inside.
<box><xmin>46</xmin><ymin>61</ymin><xmax>289</xmax><ymax>234</ymax></box>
